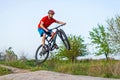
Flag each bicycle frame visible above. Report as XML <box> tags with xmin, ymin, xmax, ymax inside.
<box><xmin>45</xmin><ymin>24</ymin><xmax>65</xmax><ymax>51</ymax></box>
<box><xmin>45</xmin><ymin>30</ymin><xmax>59</xmax><ymax>51</ymax></box>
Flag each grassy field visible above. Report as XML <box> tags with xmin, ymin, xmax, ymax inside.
<box><xmin>0</xmin><ymin>59</ymin><xmax>120</xmax><ymax>79</ymax></box>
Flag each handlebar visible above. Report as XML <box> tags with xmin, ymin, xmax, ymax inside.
<box><xmin>50</xmin><ymin>24</ymin><xmax>65</xmax><ymax>30</ymax></box>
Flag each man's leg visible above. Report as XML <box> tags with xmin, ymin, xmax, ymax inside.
<box><xmin>42</xmin><ymin>33</ymin><xmax>46</xmax><ymax>46</ymax></box>
<box><xmin>40</xmin><ymin>33</ymin><xmax>47</xmax><ymax>54</ymax></box>
<box><xmin>38</xmin><ymin>28</ymin><xmax>45</xmax><ymax>46</ymax></box>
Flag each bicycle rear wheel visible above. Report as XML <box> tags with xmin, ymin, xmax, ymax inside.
<box><xmin>35</xmin><ymin>44</ymin><xmax>49</xmax><ymax>65</ymax></box>
<box><xmin>58</xmin><ymin>29</ymin><xmax>70</xmax><ymax>50</ymax></box>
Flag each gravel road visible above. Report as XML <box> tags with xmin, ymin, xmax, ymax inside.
<box><xmin>0</xmin><ymin>70</ymin><xmax>120</xmax><ymax>80</ymax></box>
<box><xmin>0</xmin><ymin>64</ymin><xmax>120</xmax><ymax>80</ymax></box>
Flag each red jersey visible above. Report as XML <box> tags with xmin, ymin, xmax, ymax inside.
<box><xmin>38</xmin><ymin>16</ymin><xmax>56</xmax><ymax>28</ymax></box>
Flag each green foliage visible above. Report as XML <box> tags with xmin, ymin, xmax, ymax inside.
<box><xmin>45</xmin><ymin>59</ymin><xmax>120</xmax><ymax>78</ymax></box>
<box><xmin>5</xmin><ymin>47</ymin><xmax>17</xmax><ymax>61</ymax></box>
<box><xmin>57</xmin><ymin>35</ymin><xmax>87</xmax><ymax>62</ymax></box>
<box><xmin>4</xmin><ymin>61</ymin><xmax>30</xmax><ymax>69</ymax></box>
<box><xmin>89</xmin><ymin>25</ymin><xmax>112</xmax><ymax>60</ymax></box>
<box><xmin>0</xmin><ymin>67</ymin><xmax>12</xmax><ymax>76</ymax></box>
<box><xmin>6</xmin><ymin>47</ymin><xmax>13</xmax><ymax>54</ymax></box>
<box><xmin>88</xmin><ymin>59</ymin><xmax>120</xmax><ymax>78</ymax></box>
<box><xmin>107</xmin><ymin>15</ymin><xmax>120</xmax><ymax>54</ymax></box>
<box><xmin>1</xmin><ymin>60</ymin><xmax>36</xmax><ymax>69</ymax></box>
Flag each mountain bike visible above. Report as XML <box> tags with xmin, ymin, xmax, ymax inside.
<box><xmin>35</xmin><ymin>24</ymin><xmax>70</xmax><ymax>65</ymax></box>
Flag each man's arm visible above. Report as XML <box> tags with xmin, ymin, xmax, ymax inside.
<box><xmin>56</xmin><ymin>20</ymin><xmax>66</xmax><ymax>25</ymax></box>
<box><xmin>40</xmin><ymin>21</ymin><xmax>48</xmax><ymax>32</ymax></box>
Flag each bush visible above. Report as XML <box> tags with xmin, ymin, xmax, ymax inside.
<box><xmin>0</xmin><ymin>67</ymin><xmax>12</xmax><ymax>76</ymax></box>
<box><xmin>88</xmin><ymin>60</ymin><xmax>120</xmax><ymax>78</ymax></box>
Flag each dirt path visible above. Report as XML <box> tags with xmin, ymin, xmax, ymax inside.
<box><xmin>0</xmin><ymin>64</ymin><xmax>120</xmax><ymax>80</ymax></box>
<box><xmin>0</xmin><ymin>64</ymin><xmax>30</xmax><ymax>73</ymax></box>
<box><xmin>0</xmin><ymin>70</ymin><xmax>120</xmax><ymax>80</ymax></box>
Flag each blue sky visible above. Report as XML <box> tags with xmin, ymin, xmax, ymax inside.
<box><xmin>0</xmin><ymin>0</ymin><xmax>120</xmax><ymax>59</ymax></box>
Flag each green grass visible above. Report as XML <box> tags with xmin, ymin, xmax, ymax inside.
<box><xmin>37</xmin><ymin>59</ymin><xmax>120</xmax><ymax>79</ymax></box>
<box><xmin>0</xmin><ymin>67</ymin><xmax>12</xmax><ymax>76</ymax></box>
<box><xmin>0</xmin><ymin>59</ymin><xmax>120</xmax><ymax>79</ymax></box>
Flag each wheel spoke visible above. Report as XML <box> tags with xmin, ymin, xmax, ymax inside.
<box><xmin>35</xmin><ymin>44</ymin><xmax>49</xmax><ymax>65</ymax></box>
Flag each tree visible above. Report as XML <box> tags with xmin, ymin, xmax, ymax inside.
<box><xmin>107</xmin><ymin>15</ymin><xmax>120</xmax><ymax>54</ymax></box>
<box><xmin>89</xmin><ymin>25</ymin><xmax>112</xmax><ymax>60</ymax></box>
<box><xmin>5</xmin><ymin>47</ymin><xmax>17</xmax><ymax>62</ymax></box>
<box><xmin>57</xmin><ymin>35</ymin><xmax>87</xmax><ymax>62</ymax></box>
<box><xmin>19</xmin><ymin>52</ymin><xmax>28</xmax><ymax>62</ymax></box>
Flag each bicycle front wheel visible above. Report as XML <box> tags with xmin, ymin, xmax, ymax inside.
<box><xmin>58</xmin><ymin>29</ymin><xmax>70</xmax><ymax>50</ymax></box>
<box><xmin>35</xmin><ymin>44</ymin><xmax>49</xmax><ymax>65</ymax></box>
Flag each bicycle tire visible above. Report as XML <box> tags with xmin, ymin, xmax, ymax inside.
<box><xmin>58</xmin><ymin>29</ymin><xmax>70</xmax><ymax>50</ymax></box>
<box><xmin>35</xmin><ymin>44</ymin><xmax>49</xmax><ymax>65</ymax></box>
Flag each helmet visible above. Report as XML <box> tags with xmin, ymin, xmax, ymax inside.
<box><xmin>48</xmin><ymin>10</ymin><xmax>55</xmax><ymax>15</ymax></box>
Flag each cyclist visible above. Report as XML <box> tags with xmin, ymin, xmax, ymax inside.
<box><xmin>38</xmin><ymin>10</ymin><xmax>66</xmax><ymax>50</ymax></box>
